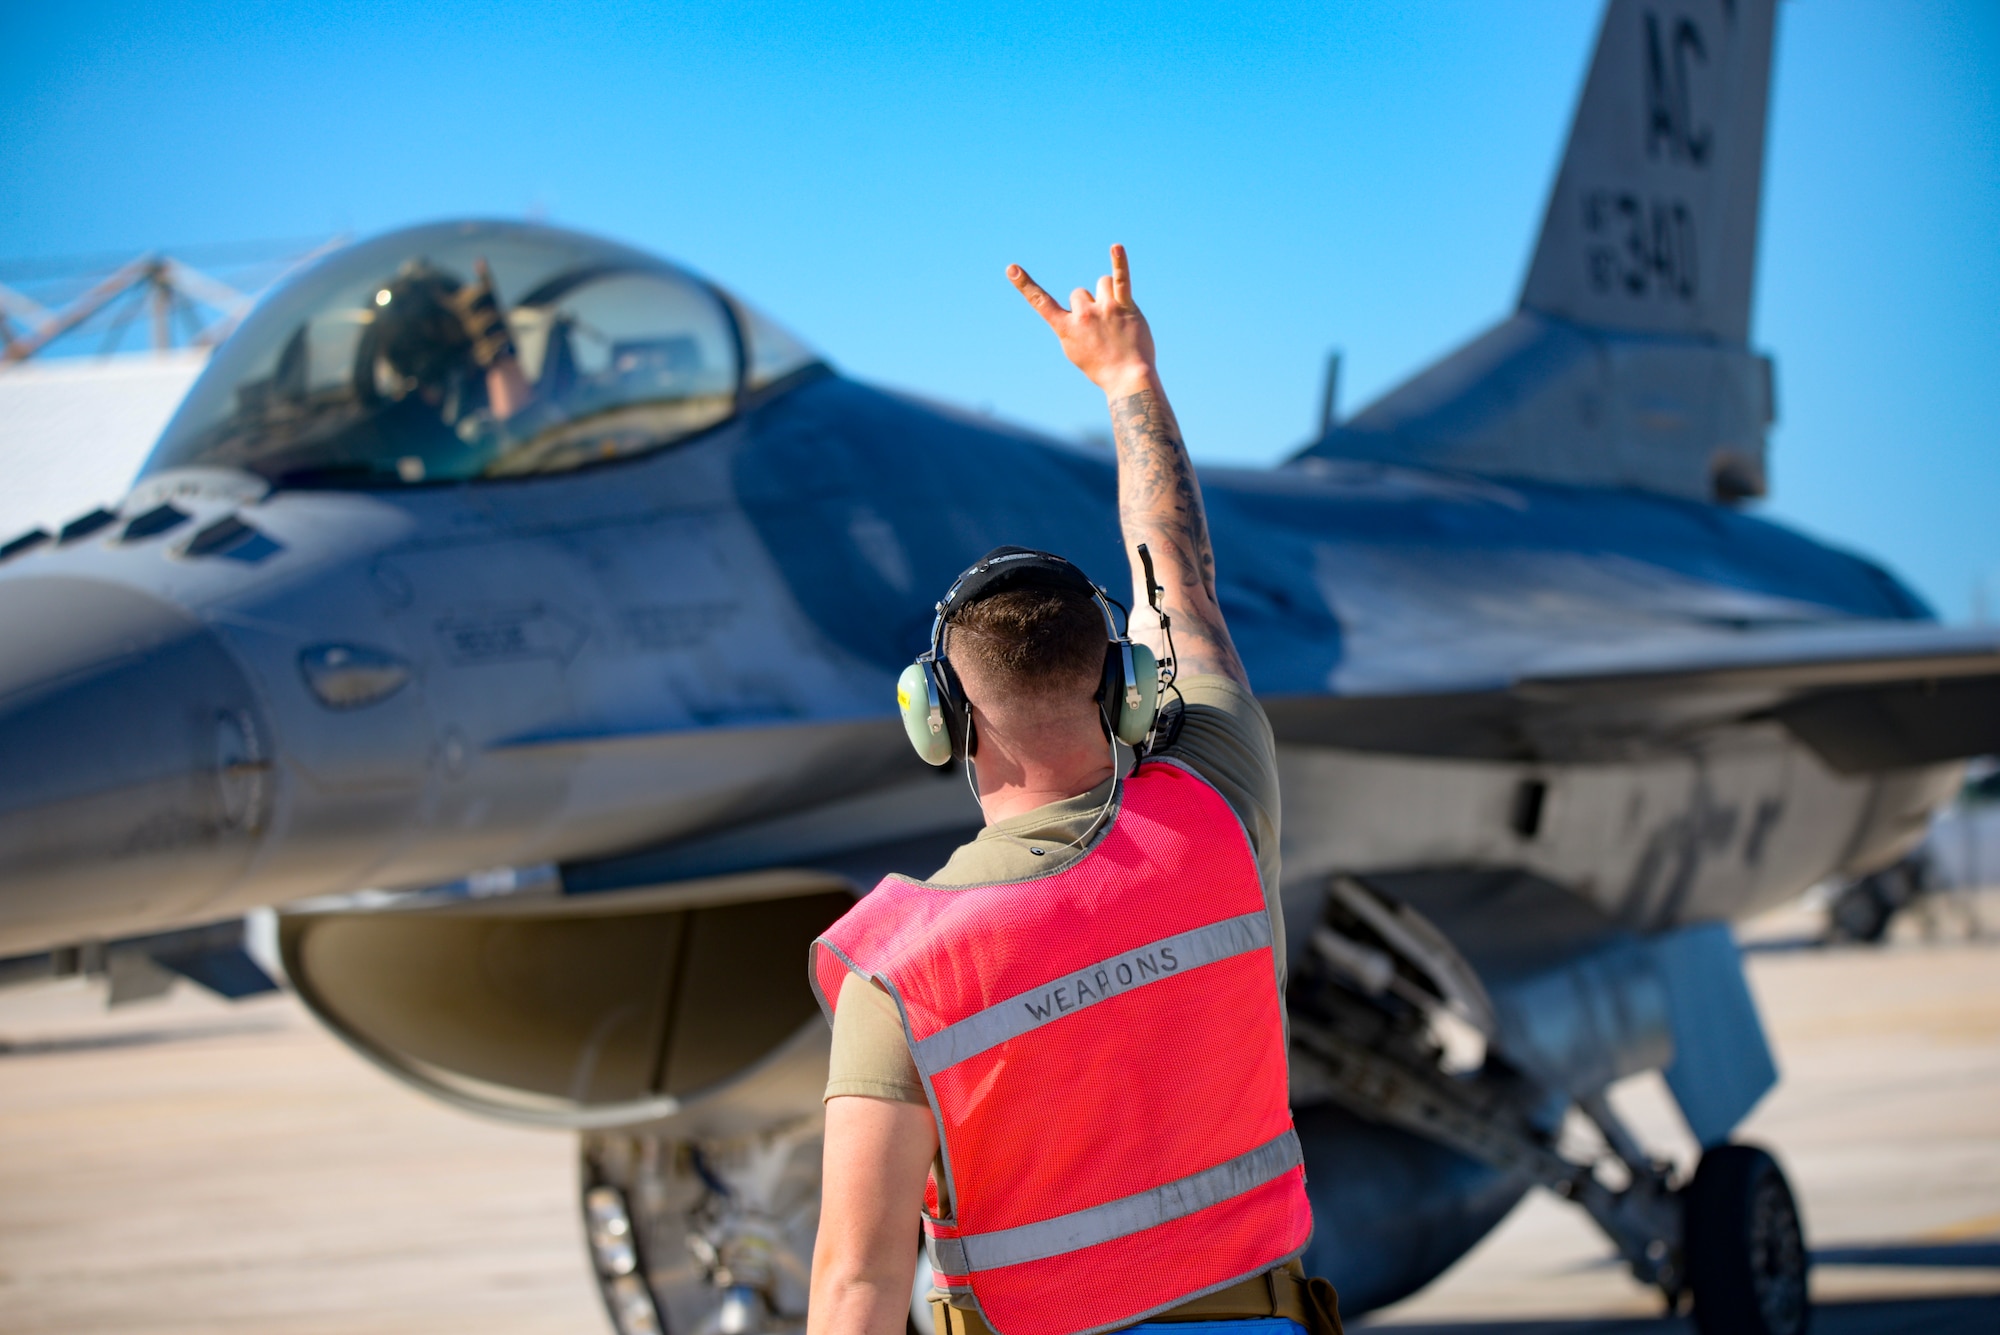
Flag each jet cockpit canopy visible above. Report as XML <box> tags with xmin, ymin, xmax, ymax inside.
<box><xmin>142</xmin><ymin>220</ymin><xmax>819</xmax><ymax>487</ymax></box>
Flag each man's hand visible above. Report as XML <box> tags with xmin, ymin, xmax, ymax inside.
<box><xmin>1007</xmin><ymin>245</ymin><xmax>1157</xmax><ymax>401</ymax></box>
<box><xmin>1007</xmin><ymin>247</ymin><xmax>1247</xmax><ymax>687</ymax></box>
<box><xmin>450</xmin><ymin>256</ymin><xmax>533</xmax><ymax>419</ymax></box>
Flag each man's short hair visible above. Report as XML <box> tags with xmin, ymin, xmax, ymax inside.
<box><xmin>948</xmin><ymin>587</ymin><xmax>1106</xmax><ymax>704</ymax></box>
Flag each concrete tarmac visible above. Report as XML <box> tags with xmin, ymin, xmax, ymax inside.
<box><xmin>1</xmin><ymin>897</ymin><xmax>1996</xmax><ymax>1334</ymax></box>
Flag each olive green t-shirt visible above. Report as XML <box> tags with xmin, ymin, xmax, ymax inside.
<box><xmin>824</xmin><ymin>674</ymin><xmax>1285</xmax><ymax>1112</ymax></box>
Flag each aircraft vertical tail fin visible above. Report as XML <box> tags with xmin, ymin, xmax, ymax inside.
<box><xmin>1299</xmin><ymin>0</ymin><xmax>1781</xmax><ymax>504</ymax></box>
<box><xmin>1522</xmin><ymin>0</ymin><xmax>1776</xmax><ymax>342</ymax></box>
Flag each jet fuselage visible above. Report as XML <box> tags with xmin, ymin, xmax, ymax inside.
<box><xmin>0</xmin><ymin>367</ymin><xmax>1949</xmax><ymax>958</ymax></box>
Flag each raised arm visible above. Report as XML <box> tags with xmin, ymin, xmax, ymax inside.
<box><xmin>1007</xmin><ymin>246</ymin><xmax>1246</xmax><ymax>686</ymax></box>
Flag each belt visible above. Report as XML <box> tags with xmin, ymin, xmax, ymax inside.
<box><xmin>927</xmin><ymin>1261</ymin><xmax>1342</xmax><ymax>1335</ymax></box>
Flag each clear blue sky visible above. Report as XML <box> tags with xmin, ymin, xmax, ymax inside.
<box><xmin>3</xmin><ymin>0</ymin><xmax>1995</xmax><ymax>619</ymax></box>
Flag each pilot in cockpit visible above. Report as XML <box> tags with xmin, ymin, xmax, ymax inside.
<box><xmin>164</xmin><ymin>225</ymin><xmax>766</xmax><ymax>486</ymax></box>
<box><xmin>366</xmin><ymin>257</ymin><xmax>539</xmax><ymax>478</ymax></box>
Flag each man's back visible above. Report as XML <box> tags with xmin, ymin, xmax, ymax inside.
<box><xmin>814</xmin><ymin>754</ymin><xmax>1305</xmax><ymax>1335</ymax></box>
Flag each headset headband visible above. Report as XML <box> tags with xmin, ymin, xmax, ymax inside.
<box><xmin>928</xmin><ymin>546</ymin><xmax>1121</xmax><ymax>657</ymax></box>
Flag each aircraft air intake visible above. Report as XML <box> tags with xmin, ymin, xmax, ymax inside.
<box><xmin>278</xmin><ymin>883</ymin><xmax>856</xmax><ymax>1130</ymax></box>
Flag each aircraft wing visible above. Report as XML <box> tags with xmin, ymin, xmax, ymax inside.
<box><xmin>1263</xmin><ymin>621</ymin><xmax>2000</xmax><ymax>773</ymax></box>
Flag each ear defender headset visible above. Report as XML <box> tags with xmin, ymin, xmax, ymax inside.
<box><xmin>896</xmin><ymin>546</ymin><xmax>1161</xmax><ymax>768</ymax></box>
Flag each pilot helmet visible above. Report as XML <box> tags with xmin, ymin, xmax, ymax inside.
<box><xmin>371</xmin><ymin>260</ymin><xmax>475</xmax><ymax>399</ymax></box>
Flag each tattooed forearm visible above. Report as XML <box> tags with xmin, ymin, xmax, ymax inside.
<box><xmin>1110</xmin><ymin>392</ymin><xmax>1217</xmax><ymax>597</ymax></box>
<box><xmin>1108</xmin><ymin>387</ymin><xmax>1245</xmax><ymax>685</ymax></box>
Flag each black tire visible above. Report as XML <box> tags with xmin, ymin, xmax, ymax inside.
<box><xmin>1826</xmin><ymin>879</ymin><xmax>1892</xmax><ymax>944</ymax></box>
<box><xmin>1683</xmin><ymin>1143</ymin><xmax>1810</xmax><ymax>1335</ymax></box>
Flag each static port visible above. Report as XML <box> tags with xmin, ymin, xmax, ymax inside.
<box><xmin>121</xmin><ymin>503</ymin><xmax>191</xmax><ymax>542</ymax></box>
<box><xmin>0</xmin><ymin>529</ymin><xmax>50</xmax><ymax>562</ymax></box>
<box><xmin>1511</xmin><ymin>779</ymin><xmax>1548</xmax><ymax>840</ymax></box>
<box><xmin>57</xmin><ymin>508</ymin><xmax>117</xmax><ymax>543</ymax></box>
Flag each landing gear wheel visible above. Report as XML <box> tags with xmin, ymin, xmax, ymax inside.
<box><xmin>1826</xmin><ymin>878</ymin><xmax>1893</xmax><ymax>943</ymax></box>
<box><xmin>1683</xmin><ymin>1143</ymin><xmax>1810</xmax><ymax>1335</ymax></box>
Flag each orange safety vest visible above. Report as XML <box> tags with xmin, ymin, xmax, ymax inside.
<box><xmin>811</xmin><ymin>759</ymin><xmax>1312</xmax><ymax>1335</ymax></box>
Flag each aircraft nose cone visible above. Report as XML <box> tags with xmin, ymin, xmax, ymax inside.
<box><xmin>0</xmin><ymin>575</ymin><xmax>271</xmax><ymax>954</ymax></box>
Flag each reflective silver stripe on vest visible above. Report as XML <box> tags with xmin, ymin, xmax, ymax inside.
<box><xmin>925</xmin><ymin>1128</ymin><xmax>1301</xmax><ymax>1276</ymax></box>
<box><xmin>910</xmin><ymin>911</ymin><xmax>1271</xmax><ymax>1075</ymax></box>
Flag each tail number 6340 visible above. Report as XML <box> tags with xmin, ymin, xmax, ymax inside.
<box><xmin>1583</xmin><ymin>191</ymin><xmax>1698</xmax><ymax>302</ymax></box>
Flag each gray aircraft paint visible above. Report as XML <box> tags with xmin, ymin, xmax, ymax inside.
<box><xmin>1</xmin><ymin>0</ymin><xmax>1996</xmax><ymax>1319</ymax></box>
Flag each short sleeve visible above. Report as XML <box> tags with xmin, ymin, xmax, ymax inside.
<box><xmin>1148</xmin><ymin>673</ymin><xmax>1287</xmax><ymax>993</ymax></box>
<box><xmin>1150</xmin><ymin>674</ymin><xmax>1281</xmax><ymax>871</ymax></box>
<box><xmin>825</xmin><ymin>971</ymin><xmax>926</xmax><ymax>1104</ymax></box>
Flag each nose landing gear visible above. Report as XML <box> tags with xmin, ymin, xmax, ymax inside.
<box><xmin>582</xmin><ymin>1122</ymin><xmax>823</xmax><ymax>1335</ymax></box>
<box><xmin>1683</xmin><ymin>1144</ymin><xmax>1811</xmax><ymax>1335</ymax></box>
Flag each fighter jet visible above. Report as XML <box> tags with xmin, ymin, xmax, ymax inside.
<box><xmin>2</xmin><ymin>2</ymin><xmax>1995</xmax><ymax>1333</ymax></box>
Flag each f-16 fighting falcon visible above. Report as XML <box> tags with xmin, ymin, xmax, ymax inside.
<box><xmin>2</xmin><ymin>3</ymin><xmax>1997</xmax><ymax>1335</ymax></box>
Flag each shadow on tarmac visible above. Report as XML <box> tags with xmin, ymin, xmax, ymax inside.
<box><xmin>0</xmin><ymin>1017</ymin><xmax>285</xmax><ymax>1057</ymax></box>
<box><xmin>1367</xmin><ymin>1293</ymin><xmax>2000</xmax><ymax>1334</ymax></box>
<box><xmin>1813</xmin><ymin>1238</ymin><xmax>2000</xmax><ymax>1269</ymax></box>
